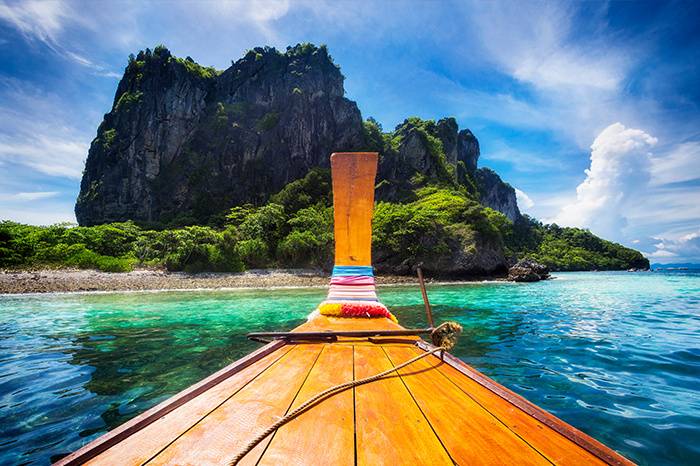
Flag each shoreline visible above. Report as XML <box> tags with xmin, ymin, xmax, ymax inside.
<box><xmin>0</xmin><ymin>268</ymin><xmax>504</xmax><ymax>295</ymax></box>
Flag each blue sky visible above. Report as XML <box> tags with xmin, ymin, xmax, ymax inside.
<box><xmin>0</xmin><ymin>0</ymin><xmax>699</xmax><ymax>262</ymax></box>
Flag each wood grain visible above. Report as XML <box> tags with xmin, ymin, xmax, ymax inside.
<box><xmin>384</xmin><ymin>345</ymin><xmax>550</xmax><ymax>465</ymax></box>
<box><xmin>84</xmin><ymin>345</ymin><xmax>293</xmax><ymax>465</ymax></box>
<box><xmin>259</xmin><ymin>344</ymin><xmax>355</xmax><ymax>465</ymax></box>
<box><xmin>54</xmin><ymin>339</ymin><xmax>285</xmax><ymax>466</ymax></box>
<box><xmin>330</xmin><ymin>152</ymin><xmax>378</xmax><ymax>266</ymax></box>
<box><xmin>416</xmin><ymin>341</ymin><xmax>631</xmax><ymax>465</ymax></box>
<box><xmin>146</xmin><ymin>344</ymin><xmax>323</xmax><ymax>466</ymax></box>
<box><xmin>353</xmin><ymin>345</ymin><xmax>452</xmax><ymax>465</ymax></box>
<box><xmin>294</xmin><ymin>315</ymin><xmax>403</xmax><ymax>333</ymax></box>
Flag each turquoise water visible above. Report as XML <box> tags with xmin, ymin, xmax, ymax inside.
<box><xmin>0</xmin><ymin>272</ymin><xmax>698</xmax><ymax>465</ymax></box>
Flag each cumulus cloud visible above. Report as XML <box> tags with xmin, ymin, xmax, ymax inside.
<box><xmin>645</xmin><ymin>232</ymin><xmax>700</xmax><ymax>263</ymax></box>
<box><xmin>514</xmin><ymin>188</ymin><xmax>534</xmax><ymax>209</ymax></box>
<box><xmin>552</xmin><ymin>123</ymin><xmax>657</xmax><ymax>238</ymax></box>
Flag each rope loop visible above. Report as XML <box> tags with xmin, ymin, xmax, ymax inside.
<box><xmin>430</xmin><ymin>321</ymin><xmax>463</xmax><ymax>351</ymax></box>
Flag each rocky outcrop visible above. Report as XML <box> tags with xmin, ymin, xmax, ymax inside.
<box><xmin>375</xmin><ymin>117</ymin><xmax>482</xmax><ymax>201</ymax></box>
<box><xmin>476</xmin><ymin>168</ymin><xmax>521</xmax><ymax>222</ymax></box>
<box><xmin>374</xmin><ymin>225</ymin><xmax>508</xmax><ymax>278</ymax></box>
<box><xmin>435</xmin><ymin>118</ymin><xmax>480</xmax><ymax>171</ymax></box>
<box><xmin>76</xmin><ymin>44</ymin><xmax>364</xmax><ymax>226</ymax></box>
<box><xmin>508</xmin><ymin>259</ymin><xmax>550</xmax><ymax>282</ymax></box>
<box><xmin>76</xmin><ymin>44</ymin><xmax>508</xmax><ymax>226</ymax></box>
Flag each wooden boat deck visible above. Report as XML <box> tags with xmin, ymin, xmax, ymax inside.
<box><xmin>56</xmin><ymin>316</ymin><xmax>633</xmax><ymax>466</ymax></box>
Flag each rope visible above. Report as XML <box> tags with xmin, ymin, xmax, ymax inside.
<box><xmin>228</xmin><ymin>321</ymin><xmax>462</xmax><ymax>465</ymax></box>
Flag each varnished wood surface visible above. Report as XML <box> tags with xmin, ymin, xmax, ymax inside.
<box><xmin>259</xmin><ymin>344</ymin><xmax>355</xmax><ymax>465</ymax></box>
<box><xmin>330</xmin><ymin>152</ymin><xmax>378</xmax><ymax>266</ymax></box>
<box><xmin>56</xmin><ymin>316</ymin><xmax>633</xmax><ymax>465</ymax></box>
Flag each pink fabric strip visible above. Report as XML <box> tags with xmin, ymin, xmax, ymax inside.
<box><xmin>330</xmin><ymin>276</ymin><xmax>375</xmax><ymax>286</ymax></box>
<box><xmin>329</xmin><ymin>292</ymin><xmax>378</xmax><ymax>298</ymax></box>
<box><xmin>329</xmin><ymin>285</ymin><xmax>377</xmax><ymax>291</ymax></box>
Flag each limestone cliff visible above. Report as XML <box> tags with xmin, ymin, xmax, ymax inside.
<box><xmin>476</xmin><ymin>168</ymin><xmax>521</xmax><ymax>222</ymax></box>
<box><xmin>77</xmin><ymin>44</ymin><xmax>518</xmax><ymax>227</ymax></box>
<box><xmin>76</xmin><ymin>44</ymin><xmax>363</xmax><ymax>226</ymax></box>
<box><xmin>75</xmin><ymin>44</ymin><xmax>526</xmax><ymax>276</ymax></box>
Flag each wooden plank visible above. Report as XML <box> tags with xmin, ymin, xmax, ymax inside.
<box><xmin>330</xmin><ymin>152</ymin><xmax>378</xmax><ymax>266</ymax></box>
<box><xmin>353</xmin><ymin>345</ymin><xmax>452</xmax><ymax>465</ymax></box>
<box><xmin>84</xmin><ymin>345</ymin><xmax>293</xmax><ymax>465</ymax></box>
<box><xmin>258</xmin><ymin>344</ymin><xmax>355</xmax><ymax>465</ymax></box>
<box><xmin>146</xmin><ymin>344</ymin><xmax>323</xmax><ymax>466</ymax></box>
<box><xmin>416</xmin><ymin>341</ymin><xmax>632</xmax><ymax>465</ymax></box>
<box><xmin>384</xmin><ymin>345</ymin><xmax>550</xmax><ymax>465</ymax></box>
<box><xmin>54</xmin><ymin>339</ymin><xmax>286</xmax><ymax>466</ymax></box>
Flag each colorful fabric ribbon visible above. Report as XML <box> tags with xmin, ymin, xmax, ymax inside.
<box><xmin>318</xmin><ymin>266</ymin><xmax>397</xmax><ymax>322</ymax></box>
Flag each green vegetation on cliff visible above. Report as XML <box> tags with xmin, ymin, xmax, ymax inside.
<box><xmin>8</xmin><ymin>43</ymin><xmax>648</xmax><ymax>275</ymax></box>
<box><xmin>1</xmin><ymin>168</ymin><xmax>648</xmax><ymax>274</ymax></box>
<box><xmin>504</xmin><ymin>217</ymin><xmax>650</xmax><ymax>271</ymax></box>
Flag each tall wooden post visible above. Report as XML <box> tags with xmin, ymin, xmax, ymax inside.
<box><xmin>318</xmin><ymin>152</ymin><xmax>396</xmax><ymax>322</ymax></box>
<box><xmin>330</xmin><ymin>152</ymin><xmax>378</xmax><ymax>267</ymax></box>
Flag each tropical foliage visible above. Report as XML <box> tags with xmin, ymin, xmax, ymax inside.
<box><xmin>0</xmin><ymin>169</ymin><xmax>648</xmax><ymax>273</ymax></box>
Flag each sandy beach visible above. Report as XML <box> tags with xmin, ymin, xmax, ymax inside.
<box><xmin>0</xmin><ymin>268</ymin><xmax>427</xmax><ymax>294</ymax></box>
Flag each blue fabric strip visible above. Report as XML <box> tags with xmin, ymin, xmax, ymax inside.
<box><xmin>332</xmin><ymin>266</ymin><xmax>374</xmax><ymax>277</ymax></box>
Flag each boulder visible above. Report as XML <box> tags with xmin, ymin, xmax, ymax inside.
<box><xmin>508</xmin><ymin>259</ymin><xmax>550</xmax><ymax>282</ymax></box>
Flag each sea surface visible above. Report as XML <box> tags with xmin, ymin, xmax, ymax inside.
<box><xmin>0</xmin><ymin>271</ymin><xmax>698</xmax><ymax>465</ymax></box>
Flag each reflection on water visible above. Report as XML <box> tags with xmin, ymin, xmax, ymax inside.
<box><xmin>0</xmin><ymin>272</ymin><xmax>699</xmax><ymax>465</ymax></box>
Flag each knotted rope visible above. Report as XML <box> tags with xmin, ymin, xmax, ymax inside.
<box><xmin>228</xmin><ymin>321</ymin><xmax>462</xmax><ymax>465</ymax></box>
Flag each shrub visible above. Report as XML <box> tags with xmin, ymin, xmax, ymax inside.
<box><xmin>236</xmin><ymin>239</ymin><xmax>270</xmax><ymax>268</ymax></box>
<box><xmin>237</xmin><ymin>203</ymin><xmax>286</xmax><ymax>254</ymax></box>
<box><xmin>176</xmin><ymin>57</ymin><xmax>218</xmax><ymax>79</ymax></box>
<box><xmin>278</xmin><ymin>205</ymin><xmax>333</xmax><ymax>267</ymax></box>
<box><xmin>270</xmin><ymin>168</ymin><xmax>331</xmax><ymax>214</ymax></box>
<box><xmin>278</xmin><ymin>230</ymin><xmax>324</xmax><ymax>266</ymax></box>
<box><xmin>101</xmin><ymin>129</ymin><xmax>116</xmax><ymax>149</ymax></box>
<box><xmin>115</xmin><ymin>91</ymin><xmax>143</xmax><ymax>110</ymax></box>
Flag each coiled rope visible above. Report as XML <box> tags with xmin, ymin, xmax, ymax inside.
<box><xmin>228</xmin><ymin>321</ymin><xmax>462</xmax><ymax>465</ymax></box>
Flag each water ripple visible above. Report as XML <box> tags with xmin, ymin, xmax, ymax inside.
<box><xmin>0</xmin><ymin>272</ymin><xmax>698</xmax><ymax>465</ymax></box>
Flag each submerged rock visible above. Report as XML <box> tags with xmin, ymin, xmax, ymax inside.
<box><xmin>508</xmin><ymin>259</ymin><xmax>550</xmax><ymax>282</ymax></box>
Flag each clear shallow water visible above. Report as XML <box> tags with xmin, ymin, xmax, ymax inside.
<box><xmin>0</xmin><ymin>272</ymin><xmax>698</xmax><ymax>465</ymax></box>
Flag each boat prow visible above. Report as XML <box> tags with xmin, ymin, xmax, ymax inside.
<box><xmin>55</xmin><ymin>153</ymin><xmax>633</xmax><ymax>465</ymax></box>
<box><xmin>55</xmin><ymin>314</ymin><xmax>632</xmax><ymax>465</ymax></box>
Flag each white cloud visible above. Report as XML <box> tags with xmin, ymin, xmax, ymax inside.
<box><xmin>552</xmin><ymin>123</ymin><xmax>657</xmax><ymax>238</ymax></box>
<box><xmin>467</xmin><ymin>1</ymin><xmax>629</xmax><ymax>92</ymax></box>
<box><xmin>645</xmin><ymin>231</ymin><xmax>700</xmax><ymax>263</ymax></box>
<box><xmin>0</xmin><ymin>0</ymin><xmax>120</xmax><ymax>75</ymax></box>
<box><xmin>0</xmin><ymin>78</ymin><xmax>90</xmax><ymax>179</ymax></box>
<box><xmin>514</xmin><ymin>188</ymin><xmax>534</xmax><ymax>209</ymax></box>
<box><xmin>547</xmin><ymin>122</ymin><xmax>699</xmax><ymax>261</ymax></box>
<box><xmin>0</xmin><ymin>0</ymin><xmax>67</xmax><ymax>44</ymax></box>
<box><xmin>481</xmin><ymin>140</ymin><xmax>565</xmax><ymax>173</ymax></box>
<box><xmin>0</xmin><ymin>191</ymin><xmax>59</xmax><ymax>201</ymax></box>
<box><xmin>0</xmin><ymin>174</ymin><xmax>76</xmax><ymax>227</ymax></box>
<box><xmin>649</xmin><ymin>142</ymin><xmax>700</xmax><ymax>186</ymax></box>
<box><xmin>0</xmin><ymin>206</ymin><xmax>76</xmax><ymax>225</ymax></box>
<box><xmin>0</xmin><ymin>137</ymin><xmax>87</xmax><ymax>178</ymax></box>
